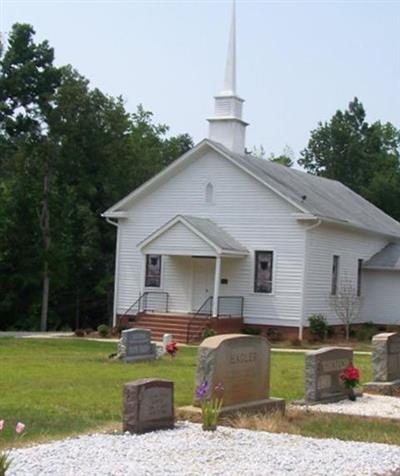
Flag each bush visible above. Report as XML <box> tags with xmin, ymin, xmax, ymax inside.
<box><xmin>266</xmin><ymin>328</ymin><xmax>282</xmax><ymax>342</ymax></box>
<box><xmin>356</xmin><ymin>322</ymin><xmax>377</xmax><ymax>341</ymax></box>
<box><xmin>290</xmin><ymin>337</ymin><xmax>301</xmax><ymax>346</ymax></box>
<box><xmin>308</xmin><ymin>314</ymin><xmax>328</xmax><ymax>340</ymax></box>
<box><xmin>202</xmin><ymin>327</ymin><xmax>217</xmax><ymax>339</ymax></box>
<box><xmin>97</xmin><ymin>324</ymin><xmax>110</xmax><ymax>338</ymax></box>
<box><xmin>74</xmin><ymin>329</ymin><xmax>85</xmax><ymax>337</ymax></box>
<box><xmin>242</xmin><ymin>326</ymin><xmax>261</xmax><ymax>336</ymax></box>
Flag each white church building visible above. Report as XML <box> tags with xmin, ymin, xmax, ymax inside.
<box><xmin>103</xmin><ymin>5</ymin><xmax>400</xmax><ymax>341</ymax></box>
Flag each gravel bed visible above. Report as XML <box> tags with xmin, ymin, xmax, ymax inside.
<box><xmin>301</xmin><ymin>394</ymin><xmax>400</xmax><ymax>420</ymax></box>
<box><xmin>8</xmin><ymin>422</ymin><xmax>400</xmax><ymax>476</ymax></box>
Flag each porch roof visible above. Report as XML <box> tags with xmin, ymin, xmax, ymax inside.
<box><xmin>363</xmin><ymin>243</ymin><xmax>400</xmax><ymax>271</ymax></box>
<box><xmin>138</xmin><ymin>215</ymin><xmax>248</xmax><ymax>257</ymax></box>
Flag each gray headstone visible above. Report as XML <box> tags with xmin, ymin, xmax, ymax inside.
<box><xmin>123</xmin><ymin>378</ymin><xmax>174</xmax><ymax>434</ymax></box>
<box><xmin>305</xmin><ymin>347</ymin><xmax>353</xmax><ymax>403</ymax></box>
<box><xmin>194</xmin><ymin>334</ymin><xmax>271</xmax><ymax>408</ymax></box>
<box><xmin>372</xmin><ymin>333</ymin><xmax>400</xmax><ymax>382</ymax></box>
<box><xmin>118</xmin><ymin>329</ymin><xmax>156</xmax><ymax>362</ymax></box>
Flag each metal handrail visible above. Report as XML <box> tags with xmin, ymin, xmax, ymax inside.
<box><xmin>186</xmin><ymin>296</ymin><xmax>213</xmax><ymax>343</ymax></box>
<box><xmin>186</xmin><ymin>295</ymin><xmax>244</xmax><ymax>343</ymax></box>
<box><xmin>119</xmin><ymin>291</ymin><xmax>169</xmax><ymax>320</ymax></box>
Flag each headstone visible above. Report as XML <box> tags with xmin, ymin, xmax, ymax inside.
<box><xmin>189</xmin><ymin>334</ymin><xmax>284</xmax><ymax>415</ymax></box>
<box><xmin>123</xmin><ymin>378</ymin><xmax>174</xmax><ymax>434</ymax></box>
<box><xmin>364</xmin><ymin>333</ymin><xmax>400</xmax><ymax>396</ymax></box>
<box><xmin>117</xmin><ymin>329</ymin><xmax>156</xmax><ymax>362</ymax></box>
<box><xmin>305</xmin><ymin>347</ymin><xmax>353</xmax><ymax>403</ymax></box>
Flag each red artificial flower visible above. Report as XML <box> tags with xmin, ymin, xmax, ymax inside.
<box><xmin>166</xmin><ymin>341</ymin><xmax>178</xmax><ymax>357</ymax></box>
<box><xmin>340</xmin><ymin>366</ymin><xmax>360</xmax><ymax>385</ymax></box>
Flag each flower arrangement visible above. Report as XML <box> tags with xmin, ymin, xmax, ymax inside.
<box><xmin>0</xmin><ymin>420</ymin><xmax>25</xmax><ymax>476</ymax></box>
<box><xmin>339</xmin><ymin>365</ymin><xmax>360</xmax><ymax>401</ymax></box>
<box><xmin>195</xmin><ymin>380</ymin><xmax>224</xmax><ymax>431</ymax></box>
<box><xmin>165</xmin><ymin>341</ymin><xmax>178</xmax><ymax>358</ymax></box>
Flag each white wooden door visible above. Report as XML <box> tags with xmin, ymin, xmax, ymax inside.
<box><xmin>192</xmin><ymin>258</ymin><xmax>215</xmax><ymax>312</ymax></box>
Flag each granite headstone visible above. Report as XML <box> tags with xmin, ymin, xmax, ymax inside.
<box><xmin>305</xmin><ymin>347</ymin><xmax>353</xmax><ymax>403</ymax></box>
<box><xmin>123</xmin><ymin>378</ymin><xmax>174</xmax><ymax>433</ymax></box>
<box><xmin>364</xmin><ymin>333</ymin><xmax>400</xmax><ymax>396</ymax></box>
<box><xmin>118</xmin><ymin>328</ymin><xmax>156</xmax><ymax>362</ymax></box>
<box><xmin>191</xmin><ymin>334</ymin><xmax>284</xmax><ymax>415</ymax></box>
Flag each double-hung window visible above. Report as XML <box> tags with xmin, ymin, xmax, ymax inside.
<box><xmin>145</xmin><ymin>254</ymin><xmax>162</xmax><ymax>288</ymax></box>
<box><xmin>331</xmin><ymin>255</ymin><xmax>339</xmax><ymax>295</ymax></box>
<box><xmin>254</xmin><ymin>251</ymin><xmax>273</xmax><ymax>293</ymax></box>
<box><xmin>357</xmin><ymin>259</ymin><xmax>363</xmax><ymax>296</ymax></box>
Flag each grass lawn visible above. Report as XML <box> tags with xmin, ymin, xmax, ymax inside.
<box><xmin>1</xmin><ymin>337</ymin><xmax>398</xmax><ymax>449</ymax></box>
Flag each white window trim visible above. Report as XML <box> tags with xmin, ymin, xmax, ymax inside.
<box><xmin>143</xmin><ymin>254</ymin><xmax>164</xmax><ymax>291</ymax></box>
<box><xmin>330</xmin><ymin>254</ymin><xmax>340</xmax><ymax>296</ymax></box>
<box><xmin>250</xmin><ymin>249</ymin><xmax>276</xmax><ymax>296</ymax></box>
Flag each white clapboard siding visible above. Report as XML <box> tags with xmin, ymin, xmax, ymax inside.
<box><xmin>362</xmin><ymin>270</ymin><xmax>400</xmax><ymax>325</ymax></box>
<box><xmin>303</xmin><ymin>223</ymin><xmax>387</xmax><ymax>325</ymax></box>
<box><xmin>115</xmin><ymin>149</ymin><xmax>305</xmax><ymax>327</ymax></box>
<box><xmin>142</xmin><ymin>222</ymin><xmax>215</xmax><ymax>256</ymax></box>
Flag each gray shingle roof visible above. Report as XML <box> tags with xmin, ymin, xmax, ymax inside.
<box><xmin>180</xmin><ymin>215</ymin><xmax>248</xmax><ymax>253</ymax></box>
<box><xmin>364</xmin><ymin>243</ymin><xmax>400</xmax><ymax>270</ymax></box>
<box><xmin>210</xmin><ymin>140</ymin><xmax>400</xmax><ymax>239</ymax></box>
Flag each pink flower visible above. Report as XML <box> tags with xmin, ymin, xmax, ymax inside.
<box><xmin>0</xmin><ymin>420</ymin><xmax>4</xmax><ymax>431</ymax></box>
<box><xmin>15</xmin><ymin>422</ymin><xmax>25</xmax><ymax>434</ymax></box>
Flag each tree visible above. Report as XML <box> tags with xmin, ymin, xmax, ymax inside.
<box><xmin>250</xmin><ymin>144</ymin><xmax>295</xmax><ymax>167</ymax></box>
<box><xmin>0</xmin><ymin>23</ymin><xmax>62</xmax><ymax>331</ymax></box>
<box><xmin>299</xmin><ymin>98</ymin><xmax>400</xmax><ymax>220</ymax></box>
<box><xmin>330</xmin><ymin>278</ymin><xmax>362</xmax><ymax>340</ymax></box>
<box><xmin>0</xmin><ymin>25</ymin><xmax>193</xmax><ymax>331</ymax></box>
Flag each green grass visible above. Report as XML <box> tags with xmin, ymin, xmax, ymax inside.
<box><xmin>0</xmin><ymin>337</ymin><xmax>395</xmax><ymax>450</ymax></box>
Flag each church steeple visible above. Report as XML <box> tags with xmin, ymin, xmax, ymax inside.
<box><xmin>208</xmin><ymin>0</ymin><xmax>248</xmax><ymax>154</ymax></box>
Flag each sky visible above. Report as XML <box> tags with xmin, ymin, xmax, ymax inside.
<box><xmin>1</xmin><ymin>0</ymin><xmax>399</xmax><ymax>158</ymax></box>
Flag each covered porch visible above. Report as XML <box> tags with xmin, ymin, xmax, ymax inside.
<box><xmin>138</xmin><ymin>215</ymin><xmax>248</xmax><ymax>318</ymax></box>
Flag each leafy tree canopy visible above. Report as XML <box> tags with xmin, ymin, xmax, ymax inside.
<box><xmin>299</xmin><ymin>98</ymin><xmax>400</xmax><ymax>220</ymax></box>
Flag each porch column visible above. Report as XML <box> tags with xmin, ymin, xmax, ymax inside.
<box><xmin>212</xmin><ymin>256</ymin><xmax>221</xmax><ymax>317</ymax></box>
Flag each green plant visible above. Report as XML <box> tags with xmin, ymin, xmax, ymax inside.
<box><xmin>242</xmin><ymin>326</ymin><xmax>261</xmax><ymax>336</ymax></box>
<box><xmin>195</xmin><ymin>381</ymin><xmax>224</xmax><ymax>431</ymax></box>
<box><xmin>97</xmin><ymin>324</ymin><xmax>110</xmax><ymax>338</ymax></box>
<box><xmin>202</xmin><ymin>328</ymin><xmax>216</xmax><ymax>339</ymax></box>
<box><xmin>308</xmin><ymin>314</ymin><xmax>328</xmax><ymax>340</ymax></box>
<box><xmin>0</xmin><ymin>420</ymin><xmax>25</xmax><ymax>474</ymax></box>
<box><xmin>266</xmin><ymin>328</ymin><xmax>282</xmax><ymax>342</ymax></box>
<box><xmin>290</xmin><ymin>337</ymin><xmax>301</xmax><ymax>347</ymax></box>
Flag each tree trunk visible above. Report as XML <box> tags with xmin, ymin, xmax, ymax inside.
<box><xmin>345</xmin><ymin>323</ymin><xmax>350</xmax><ymax>340</ymax></box>
<box><xmin>40</xmin><ymin>153</ymin><xmax>51</xmax><ymax>332</ymax></box>
<box><xmin>40</xmin><ymin>261</ymin><xmax>49</xmax><ymax>331</ymax></box>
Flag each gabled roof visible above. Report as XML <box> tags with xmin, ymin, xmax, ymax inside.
<box><xmin>363</xmin><ymin>243</ymin><xmax>400</xmax><ymax>270</ymax></box>
<box><xmin>103</xmin><ymin>139</ymin><xmax>400</xmax><ymax>239</ymax></box>
<box><xmin>138</xmin><ymin>215</ymin><xmax>248</xmax><ymax>256</ymax></box>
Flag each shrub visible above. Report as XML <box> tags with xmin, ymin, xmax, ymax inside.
<box><xmin>266</xmin><ymin>328</ymin><xmax>282</xmax><ymax>342</ymax></box>
<box><xmin>308</xmin><ymin>314</ymin><xmax>328</xmax><ymax>340</ymax></box>
<box><xmin>356</xmin><ymin>322</ymin><xmax>377</xmax><ymax>341</ymax></box>
<box><xmin>97</xmin><ymin>324</ymin><xmax>110</xmax><ymax>338</ymax></box>
<box><xmin>290</xmin><ymin>337</ymin><xmax>301</xmax><ymax>347</ymax></box>
<box><xmin>202</xmin><ymin>327</ymin><xmax>217</xmax><ymax>339</ymax></box>
<box><xmin>242</xmin><ymin>326</ymin><xmax>261</xmax><ymax>336</ymax></box>
<box><xmin>74</xmin><ymin>329</ymin><xmax>85</xmax><ymax>337</ymax></box>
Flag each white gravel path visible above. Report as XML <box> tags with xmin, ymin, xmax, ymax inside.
<box><xmin>7</xmin><ymin>422</ymin><xmax>400</xmax><ymax>476</ymax></box>
<box><xmin>301</xmin><ymin>394</ymin><xmax>400</xmax><ymax>420</ymax></box>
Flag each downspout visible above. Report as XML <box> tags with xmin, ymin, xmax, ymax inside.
<box><xmin>105</xmin><ymin>217</ymin><xmax>120</xmax><ymax>327</ymax></box>
<box><xmin>299</xmin><ymin>219</ymin><xmax>322</xmax><ymax>340</ymax></box>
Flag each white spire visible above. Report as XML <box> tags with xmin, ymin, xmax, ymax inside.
<box><xmin>222</xmin><ymin>0</ymin><xmax>236</xmax><ymax>95</ymax></box>
<box><xmin>207</xmin><ymin>0</ymin><xmax>248</xmax><ymax>154</ymax></box>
